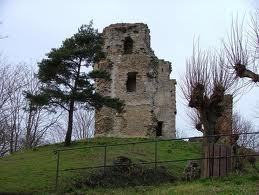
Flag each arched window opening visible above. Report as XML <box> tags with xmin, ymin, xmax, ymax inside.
<box><xmin>124</xmin><ymin>37</ymin><xmax>133</xmax><ymax>54</ymax></box>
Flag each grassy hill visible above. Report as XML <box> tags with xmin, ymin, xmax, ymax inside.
<box><xmin>0</xmin><ymin>137</ymin><xmax>258</xmax><ymax>194</ymax></box>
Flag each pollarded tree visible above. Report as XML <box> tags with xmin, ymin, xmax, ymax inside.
<box><xmin>223</xmin><ymin>13</ymin><xmax>259</xmax><ymax>84</ymax></box>
<box><xmin>26</xmin><ymin>22</ymin><xmax>124</xmax><ymax>146</ymax></box>
<box><xmin>181</xmin><ymin>43</ymin><xmax>236</xmax><ymax>144</ymax></box>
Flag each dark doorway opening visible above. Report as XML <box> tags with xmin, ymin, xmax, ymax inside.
<box><xmin>126</xmin><ymin>72</ymin><xmax>137</xmax><ymax>92</ymax></box>
<box><xmin>124</xmin><ymin>37</ymin><xmax>133</xmax><ymax>54</ymax></box>
<box><xmin>156</xmin><ymin>121</ymin><xmax>163</xmax><ymax>137</ymax></box>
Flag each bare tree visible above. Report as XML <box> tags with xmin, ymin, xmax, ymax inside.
<box><xmin>23</xmin><ymin>105</ymin><xmax>62</xmax><ymax>148</ymax></box>
<box><xmin>46</xmin><ymin>121</ymin><xmax>67</xmax><ymax>144</ymax></box>
<box><xmin>8</xmin><ymin>83</ymin><xmax>24</xmax><ymax>153</ymax></box>
<box><xmin>0</xmin><ymin>64</ymin><xmax>63</xmax><ymax>155</ymax></box>
<box><xmin>232</xmin><ymin>112</ymin><xmax>259</xmax><ymax>150</ymax></box>
<box><xmin>223</xmin><ymin>12</ymin><xmax>259</xmax><ymax>124</ymax></box>
<box><xmin>73</xmin><ymin>109</ymin><xmax>94</xmax><ymax>139</ymax></box>
<box><xmin>23</xmin><ymin>69</ymin><xmax>62</xmax><ymax>148</ymax></box>
<box><xmin>0</xmin><ymin>65</ymin><xmax>26</xmax><ymax>153</ymax></box>
<box><xmin>0</xmin><ymin>65</ymin><xmax>21</xmax><ymax>123</ymax></box>
<box><xmin>0</xmin><ymin>120</ymin><xmax>11</xmax><ymax>156</ymax></box>
<box><xmin>0</xmin><ymin>64</ymin><xmax>19</xmax><ymax>155</ymax></box>
<box><xmin>181</xmin><ymin>42</ymin><xmax>236</xmax><ymax>144</ymax></box>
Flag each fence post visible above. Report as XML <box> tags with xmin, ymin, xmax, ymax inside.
<box><xmin>104</xmin><ymin>145</ymin><xmax>107</xmax><ymax>174</ymax></box>
<box><xmin>155</xmin><ymin>140</ymin><xmax>158</xmax><ymax>171</ymax></box>
<box><xmin>55</xmin><ymin>150</ymin><xmax>60</xmax><ymax>192</ymax></box>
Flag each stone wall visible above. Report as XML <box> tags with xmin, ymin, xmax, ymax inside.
<box><xmin>94</xmin><ymin>23</ymin><xmax>176</xmax><ymax>138</ymax></box>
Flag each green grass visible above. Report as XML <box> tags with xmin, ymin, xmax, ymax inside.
<box><xmin>79</xmin><ymin>175</ymin><xmax>259</xmax><ymax>195</ymax></box>
<box><xmin>0</xmin><ymin>137</ymin><xmax>258</xmax><ymax>194</ymax></box>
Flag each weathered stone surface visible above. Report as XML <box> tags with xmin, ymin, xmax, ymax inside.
<box><xmin>94</xmin><ymin>23</ymin><xmax>176</xmax><ymax>138</ymax></box>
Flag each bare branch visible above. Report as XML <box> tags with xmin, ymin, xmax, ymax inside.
<box><xmin>223</xmin><ymin>15</ymin><xmax>259</xmax><ymax>84</ymax></box>
<box><xmin>181</xmin><ymin>41</ymin><xmax>236</xmax><ymax>144</ymax></box>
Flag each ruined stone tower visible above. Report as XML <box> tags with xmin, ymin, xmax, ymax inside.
<box><xmin>94</xmin><ymin>23</ymin><xmax>176</xmax><ymax>138</ymax></box>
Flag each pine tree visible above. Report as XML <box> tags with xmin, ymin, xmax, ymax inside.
<box><xmin>26</xmin><ymin>22</ymin><xmax>124</xmax><ymax>146</ymax></box>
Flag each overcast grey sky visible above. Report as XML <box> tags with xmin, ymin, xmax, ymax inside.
<box><xmin>0</xmin><ymin>0</ymin><xmax>258</xmax><ymax>136</ymax></box>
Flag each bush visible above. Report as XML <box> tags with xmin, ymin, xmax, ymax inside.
<box><xmin>71</xmin><ymin>156</ymin><xmax>176</xmax><ymax>189</ymax></box>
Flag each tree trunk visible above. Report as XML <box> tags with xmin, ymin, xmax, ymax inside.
<box><xmin>64</xmin><ymin>61</ymin><xmax>80</xmax><ymax>146</ymax></box>
<box><xmin>10</xmin><ymin>130</ymin><xmax>14</xmax><ymax>153</ymax></box>
<box><xmin>25</xmin><ymin>107</ymin><xmax>33</xmax><ymax>149</ymax></box>
<box><xmin>206</xmin><ymin>121</ymin><xmax>218</xmax><ymax>144</ymax></box>
<box><xmin>64</xmin><ymin>100</ymin><xmax>75</xmax><ymax>146</ymax></box>
<box><xmin>205</xmin><ymin>108</ymin><xmax>219</xmax><ymax>144</ymax></box>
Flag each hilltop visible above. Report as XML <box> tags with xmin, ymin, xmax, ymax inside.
<box><xmin>0</xmin><ymin>137</ymin><xmax>258</xmax><ymax>194</ymax></box>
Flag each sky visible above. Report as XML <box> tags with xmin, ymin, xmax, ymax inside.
<box><xmin>0</xmin><ymin>0</ymin><xmax>259</xmax><ymax>137</ymax></box>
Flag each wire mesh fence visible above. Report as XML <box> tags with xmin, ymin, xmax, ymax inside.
<box><xmin>54</xmin><ymin>131</ymin><xmax>259</xmax><ymax>191</ymax></box>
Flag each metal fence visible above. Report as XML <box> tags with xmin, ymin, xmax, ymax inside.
<box><xmin>54</xmin><ymin>131</ymin><xmax>259</xmax><ymax>191</ymax></box>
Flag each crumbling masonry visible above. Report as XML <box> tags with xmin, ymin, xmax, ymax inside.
<box><xmin>94</xmin><ymin>23</ymin><xmax>176</xmax><ymax>138</ymax></box>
